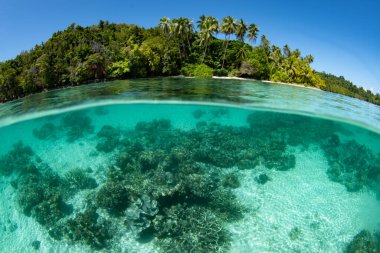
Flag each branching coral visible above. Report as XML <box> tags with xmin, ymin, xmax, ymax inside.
<box><xmin>32</xmin><ymin>122</ymin><xmax>58</xmax><ymax>140</ymax></box>
<box><xmin>16</xmin><ymin>169</ymin><xmax>72</xmax><ymax>227</ymax></box>
<box><xmin>64</xmin><ymin>208</ymin><xmax>112</xmax><ymax>250</ymax></box>
<box><xmin>96</xmin><ymin>182</ymin><xmax>130</xmax><ymax>215</ymax></box>
<box><xmin>96</xmin><ymin>125</ymin><xmax>121</xmax><ymax>153</ymax></box>
<box><xmin>324</xmin><ymin>134</ymin><xmax>380</xmax><ymax>192</ymax></box>
<box><xmin>64</xmin><ymin>168</ymin><xmax>97</xmax><ymax>193</ymax></box>
<box><xmin>0</xmin><ymin>141</ymin><xmax>34</xmax><ymax>176</ymax></box>
<box><xmin>346</xmin><ymin>230</ymin><xmax>380</xmax><ymax>253</ymax></box>
<box><xmin>61</xmin><ymin>111</ymin><xmax>94</xmax><ymax>142</ymax></box>
<box><xmin>153</xmin><ymin>205</ymin><xmax>231</xmax><ymax>253</ymax></box>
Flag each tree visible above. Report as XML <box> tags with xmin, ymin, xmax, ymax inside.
<box><xmin>159</xmin><ymin>17</ymin><xmax>171</xmax><ymax>35</ymax></box>
<box><xmin>247</xmin><ymin>24</ymin><xmax>259</xmax><ymax>45</ymax></box>
<box><xmin>260</xmin><ymin>35</ymin><xmax>270</xmax><ymax>49</ymax></box>
<box><xmin>170</xmin><ymin>17</ymin><xmax>193</xmax><ymax>58</ymax></box>
<box><xmin>235</xmin><ymin>19</ymin><xmax>247</xmax><ymax>42</ymax></box>
<box><xmin>197</xmin><ymin>15</ymin><xmax>206</xmax><ymax>31</ymax></box>
<box><xmin>220</xmin><ymin>16</ymin><xmax>236</xmax><ymax>69</ymax></box>
<box><xmin>198</xmin><ymin>16</ymin><xmax>219</xmax><ymax>63</ymax></box>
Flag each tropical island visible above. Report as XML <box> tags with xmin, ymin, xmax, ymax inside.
<box><xmin>0</xmin><ymin>16</ymin><xmax>379</xmax><ymax>105</ymax></box>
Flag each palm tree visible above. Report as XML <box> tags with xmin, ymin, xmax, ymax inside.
<box><xmin>198</xmin><ymin>16</ymin><xmax>219</xmax><ymax>63</ymax></box>
<box><xmin>235</xmin><ymin>19</ymin><xmax>247</xmax><ymax>42</ymax></box>
<box><xmin>260</xmin><ymin>35</ymin><xmax>270</xmax><ymax>48</ymax></box>
<box><xmin>171</xmin><ymin>18</ymin><xmax>193</xmax><ymax>55</ymax></box>
<box><xmin>237</xmin><ymin>44</ymin><xmax>251</xmax><ymax>63</ymax></box>
<box><xmin>197</xmin><ymin>15</ymin><xmax>206</xmax><ymax>30</ymax></box>
<box><xmin>292</xmin><ymin>49</ymin><xmax>301</xmax><ymax>59</ymax></box>
<box><xmin>220</xmin><ymin>16</ymin><xmax>236</xmax><ymax>69</ymax></box>
<box><xmin>183</xmin><ymin>18</ymin><xmax>194</xmax><ymax>51</ymax></box>
<box><xmin>269</xmin><ymin>45</ymin><xmax>283</xmax><ymax>75</ymax></box>
<box><xmin>269</xmin><ymin>46</ymin><xmax>282</xmax><ymax>63</ymax></box>
<box><xmin>159</xmin><ymin>17</ymin><xmax>171</xmax><ymax>35</ymax></box>
<box><xmin>304</xmin><ymin>55</ymin><xmax>314</xmax><ymax>64</ymax></box>
<box><xmin>247</xmin><ymin>24</ymin><xmax>259</xmax><ymax>45</ymax></box>
<box><xmin>283</xmin><ymin>44</ymin><xmax>291</xmax><ymax>58</ymax></box>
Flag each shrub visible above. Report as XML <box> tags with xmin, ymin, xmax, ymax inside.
<box><xmin>213</xmin><ymin>69</ymin><xmax>228</xmax><ymax>77</ymax></box>
<box><xmin>228</xmin><ymin>69</ymin><xmax>241</xmax><ymax>77</ymax></box>
<box><xmin>180</xmin><ymin>64</ymin><xmax>197</xmax><ymax>76</ymax></box>
<box><xmin>193</xmin><ymin>64</ymin><xmax>213</xmax><ymax>78</ymax></box>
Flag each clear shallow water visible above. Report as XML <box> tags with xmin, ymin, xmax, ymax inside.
<box><xmin>0</xmin><ymin>78</ymin><xmax>379</xmax><ymax>253</ymax></box>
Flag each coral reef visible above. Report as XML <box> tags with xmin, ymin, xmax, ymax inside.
<box><xmin>63</xmin><ymin>208</ymin><xmax>112</xmax><ymax>250</ymax></box>
<box><xmin>64</xmin><ymin>168</ymin><xmax>97</xmax><ymax>193</ymax></box>
<box><xmin>211</xmin><ymin>108</ymin><xmax>229</xmax><ymax>118</ymax></box>
<box><xmin>222</xmin><ymin>173</ymin><xmax>241</xmax><ymax>189</ymax></box>
<box><xmin>96</xmin><ymin>182</ymin><xmax>130</xmax><ymax>215</ymax></box>
<box><xmin>31</xmin><ymin>240</ymin><xmax>41</xmax><ymax>250</ymax></box>
<box><xmin>192</xmin><ymin>109</ymin><xmax>205</xmax><ymax>119</ymax></box>
<box><xmin>255</xmin><ymin>173</ymin><xmax>271</xmax><ymax>185</ymax></box>
<box><xmin>16</xmin><ymin>169</ymin><xmax>72</xmax><ymax>227</ymax></box>
<box><xmin>346</xmin><ymin>230</ymin><xmax>380</xmax><ymax>253</ymax></box>
<box><xmin>125</xmin><ymin>194</ymin><xmax>158</xmax><ymax>239</ymax></box>
<box><xmin>153</xmin><ymin>205</ymin><xmax>231</xmax><ymax>253</ymax></box>
<box><xmin>289</xmin><ymin>227</ymin><xmax>302</xmax><ymax>241</ymax></box>
<box><xmin>0</xmin><ymin>141</ymin><xmax>34</xmax><ymax>176</ymax></box>
<box><xmin>61</xmin><ymin>111</ymin><xmax>94</xmax><ymax>142</ymax></box>
<box><xmin>324</xmin><ymin>135</ymin><xmax>380</xmax><ymax>192</ymax></box>
<box><xmin>96</xmin><ymin>125</ymin><xmax>121</xmax><ymax>153</ymax></box>
<box><xmin>33</xmin><ymin>122</ymin><xmax>58</xmax><ymax>140</ymax></box>
<box><xmin>8</xmin><ymin>114</ymin><xmax>327</xmax><ymax>252</ymax></box>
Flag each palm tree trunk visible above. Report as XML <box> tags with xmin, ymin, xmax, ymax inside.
<box><xmin>222</xmin><ymin>37</ymin><xmax>230</xmax><ymax>69</ymax></box>
<box><xmin>186</xmin><ymin>33</ymin><xmax>192</xmax><ymax>53</ymax></box>
<box><xmin>202</xmin><ymin>41</ymin><xmax>208</xmax><ymax>63</ymax></box>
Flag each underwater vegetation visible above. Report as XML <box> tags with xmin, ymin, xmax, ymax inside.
<box><xmin>1</xmin><ymin>109</ymin><xmax>379</xmax><ymax>252</ymax></box>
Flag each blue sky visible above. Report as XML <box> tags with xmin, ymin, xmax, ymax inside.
<box><xmin>1</xmin><ymin>0</ymin><xmax>379</xmax><ymax>92</ymax></box>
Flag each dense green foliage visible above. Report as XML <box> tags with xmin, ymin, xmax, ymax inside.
<box><xmin>318</xmin><ymin>72</ymin><xmax>380</xmax><ymax>105</ymax></box>
<box><xmin>0</xmin><ymin>17</ymin><xmax>379</xmax><ymax>106</ymax></box>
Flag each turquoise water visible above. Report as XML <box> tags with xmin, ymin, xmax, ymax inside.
<box><xmin>0</xmin><ymin>78</ymin><xmax>379</xmax><ymax>252</ymax></box>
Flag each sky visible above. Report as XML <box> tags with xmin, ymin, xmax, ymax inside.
<box><xmin>0</xmin><ymin>0</ymin><xmax>379</xmax><ymax>92</ymax></box>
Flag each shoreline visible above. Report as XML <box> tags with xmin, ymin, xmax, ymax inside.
<box><xmin>212</xmin><ymin>76</ymin><xmax>321</xmax><ymax>91</ymax></box>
